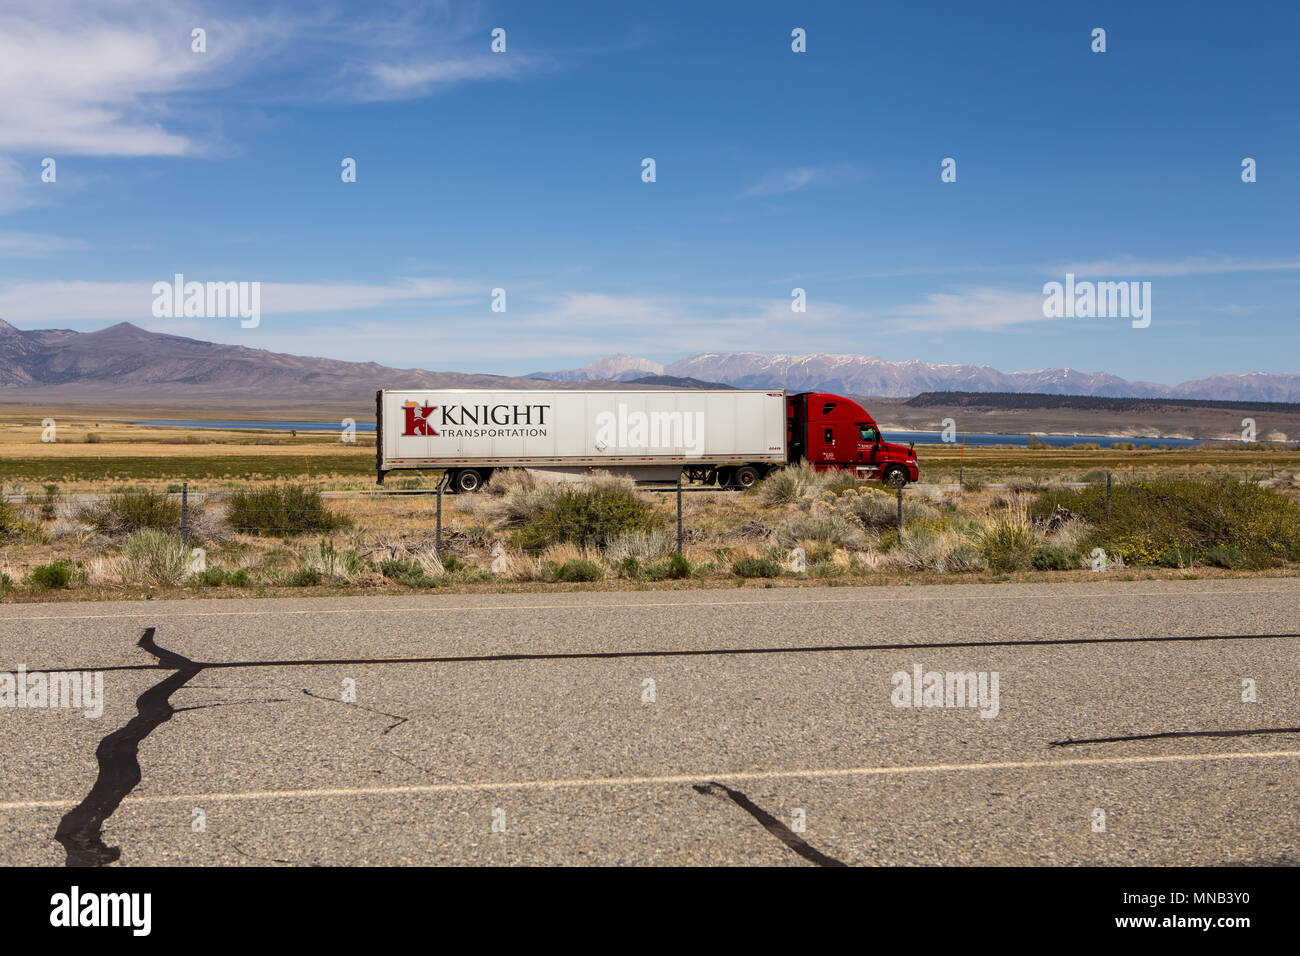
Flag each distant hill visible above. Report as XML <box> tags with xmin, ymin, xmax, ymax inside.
<box><xmin>0</xmin><ymin>320</ymin><xmax>669</xmax><ymax>403</ymax></box>
<box><xmin>623</xmin><ymin>374</ymin><xmax>733</xmax><ymax>389</ymax></box>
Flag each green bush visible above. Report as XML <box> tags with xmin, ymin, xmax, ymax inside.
<box><xmin>0</xmin><ymin>571</ymin><xmax>13</xmax><ymax>592</ymax></box>
<box><xmin>398</xmin><ymin>569</ymin><xmax>440</xmax><ymax>588</ymax></box>
<box><xmin>644</xmin><ymin>553</ymin><xmax>692</xmax><ymax>581</ymax></box>
<box><xmin>1031</xmin><ymin>545</ymin><xmax>1080</xmax><ymax>571</ymax></box>
<box><xmin>980</xmin><ymin>517</ymin><xmax>1037</xmax><ymax>572</ymax></box>
<box><xmin>379</xmin><ymin>558</ymin><xmax>417</xmax><ymax>579</ymax></box>
<box><xmin>284</xmin><ymin>568</ymin><xmax>322</xmax><ymax>587</ymax></box>
<box><xmin>1204</xmin><ymin>545</ymin><xmax>1243</xmax><ymax>569</ymax></box>
<box><xmin>83</xmin><ymin>489</ymin><xmax>180</xmax><ymax>534</ymax></box>
<box><xmin>551</xmin><ymin>559</ymin><xmax>604</xmax><ymax>582</ymax></box>
<box><xmin>618</xmin><ymin>556</ymin><xmax>641</xmax><ymax>579</ymax></box>
<box><xmin>227</xmin><ymin>485</ymin><xmax>349</xmax><ymax>536</ymax></box>
<box><xmin>1031</xmin><ymin>478</ymin><xmax>1300</xmax><ymax>567</ymax></box>
<box><xmin>732</xmin><ymin>556</ymin><xmax>782</xmax><ymax>578</ymax></box>
<box><xmin>29</xmin><ymin>561</ymin><xmax>74</xmax><ymax>589</ymax></box>
<box><xmin>513</xmin><ymin>484</ymin><xmax>663</xmax><ymax>551</ymax></box>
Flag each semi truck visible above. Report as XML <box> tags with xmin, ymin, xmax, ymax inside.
<box><xmin>376</xmin><ymin>388</ymin><xmax>919</xmax><ymax>492</ymax></box>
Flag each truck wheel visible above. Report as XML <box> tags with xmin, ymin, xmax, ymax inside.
<box><xmin>883</xmin><ymin>466</ymin><xmax>908</xmax><ymax>488</ymax></box>
<box><xmin>453</xmin><ymin>469</ymin><xmax>484</xmax><ymax>493</ymax></box>
<box><xmin>733</xmin><ymin>465</ymin><xmax>761</xmax><ymax>489</ymax></box>
<box><xmin>716</xmin><ymin>467</ymin><xmax>734</xmax><ymax>489</ymax></box>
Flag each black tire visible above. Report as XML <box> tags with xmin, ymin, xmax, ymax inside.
<box><xmin>716</xmin><ymin>467</ymin><xmax>735</xmax><ymax>489</ymax></box>
<box><xmin>733</xmin><ymin>465</ymin><xmax>761</xmax><ymax>490</ymax></box>
<box><xmin>453</xmin><ymin>469</ymin><xmax>484</xmax><ymax>493</ymax></box>
<box><xmin>883</xmin><ymin>465</ymin><xmax>908</xmax><ymax>489</ymax></box>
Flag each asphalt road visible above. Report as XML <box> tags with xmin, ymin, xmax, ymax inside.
<box><xmin>2</xmin><ymin>579</ymin><xmax>1298</xmax><ymax>866</ymax></box>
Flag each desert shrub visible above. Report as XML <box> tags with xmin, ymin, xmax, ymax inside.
<box><xmin>603</xmin><ymin>527</ymin><xmax>675</xmax><ymax>562</ymax></box>
<box><xmin>284</xmin><ymin>568</ymin><xmax>322</xmax><ymax>587</ymax></box>
<box><xmin>227</xmin><ymin>569</ymin><xmax>250</xmax><ymax>587</ymax></box>
<box><xmin>759</xmin><ymin>463</ymin><xmax>828</xmax><ymax>505</ymax></box>
<box><xmin>644</xmin><ymin>553</ymin><xmax>692</xmax><ymax>581</ymax></box>
<box><xmin>1031</xmin><ymin>478</ymin><xmax>1300</xmax><ymax>567</ymax></box>
<box><xmin>833</xmin><ymin>488</ymin><xmax>938</xmax><ymax>532</ymax></box>
<box><xmin>0</xmin><ymin>499</ymin><xmax>41</xmax><ymax>540</ymax></box>
<box><xmin>732</xmin><ymin>556</ymin><xmax>782</xmax><ymax>578</ymax></box>
<box><xmin>618</xmin><ymin>556</ymin><xmax>641</xmax><ymax>579</ymax></box>
<box><xmin>84</xmin><ymin>433</ymin><xmax>101</xmax><ymax>444</ymax></box>
<box><xmin>979</xmin><ymin>510</ymin><xmax>1039</xmax><ymax>572</ymax></box>
<box><xmin>226</xmin><ymin>485</ymin><xmax>348</xmax><ymax>536</ymax></box>
<box><xmin>0</xmin><ymin>571</ymin><xmax>13</xmax><ymax>592</ymax></box>
<box><xmin>28</xmin><ymin>561</ymin><xmax>74</xmax><ymax>589</ymax></box>
<box><xmin>120</xmin><ymin>530</ymin><xmax>190</xmax><ymax>586</ymax></box>
<box><xmin>1080</xmin><ymin>469</ymin><xmax>1108</xmax><ymax>483</ymax></box>
<box><xmin>513</xmin><ymin>479</ymin><xmax>663</xmax><ymax>551</ymax></box>
<box><xmin>82</xmin><ymin>489</ymin><xmax>181</xmax><ymax>535</ymax></box>
<box><xmin>1204</xmin><ymin>545</ymin><xmax>1243</xmax><ymax>569</ymax></box>
<box><xmin>551</xmin><ymin>559</ymin><xmax>605</xmax><ymax>582</ymax></box>
<box><xmin>297</xmin><ymin>539</ymin><xmax>363</xmax><ymax>582</ymax></box>
<box><xmin>1032</xmin><ymin>545</ymin><xmax>1080</xmax><ymax>571</ymax></box>
<box><xmin>775</xmin><ymin>512</ymin><xmax>864</xmax><ymax>549</ymax></box>
<box><xmin>937</xmin><ymin>543</ymin><xmax>984</xmax><ymax>573</ymax></box>
<box><xmin>379</xmin><ymin>558</ymin><xmax>418</xmax><ymax>579</ymax></box>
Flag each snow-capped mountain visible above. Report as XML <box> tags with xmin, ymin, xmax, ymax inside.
<box><xmin>535</xmin><ymin>351</ymin><xmax>1300</xmax><ymax>401</ymax></box>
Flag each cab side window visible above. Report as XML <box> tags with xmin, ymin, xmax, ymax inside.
<box><xmin>860</xmin><ymin>425</ymin><xmax>880</xmax><ymax>443</ymax></box>
<box><xmin>824</xmin><ymin>427</ymin><xmax>835</xmax><ymax>445</ymax></box>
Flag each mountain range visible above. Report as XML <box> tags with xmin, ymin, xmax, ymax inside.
<box><xmin>533</xmin><ymin>351</ymin><xmax>1300</xmax><ymax>402</ymax></box>
<box><xmin>2</xmin><ymin>319</ymin><xmax>1297</xmax><ymax>403</ymax></box>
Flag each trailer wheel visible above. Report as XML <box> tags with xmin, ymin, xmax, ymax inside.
<box><xmin>733</xmin><ymin>465</ymin><xmax>761</xmax><ymax>490</ymax></box>
<box><xmin>453</xmin><ymin>469</ymin><xmax>484</xmax><ymax>493</ymax></box>
<box><xmin>716</xmin><ymin>467</ymin><xmax>734</xmax><ymax>489</ymax></box>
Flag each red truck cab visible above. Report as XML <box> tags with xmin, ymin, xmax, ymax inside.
<box><xmin>787</xmin><ymin>392</ymin><xmax>919</xmax><ymax>485</ymax></box>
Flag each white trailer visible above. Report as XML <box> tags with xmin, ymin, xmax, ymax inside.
<box><xmin>376</xmin><ymin>388</ymin><xmax>787</xmax><ymax>492</ymax></box>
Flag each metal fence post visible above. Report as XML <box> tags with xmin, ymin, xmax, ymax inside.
<box><xmin>1106</xmin><ymin>472</ymin><xmax>1112</xmax><ymax>519</ymax></box>
<box><xmin>896</xmin><ymin>478</ymin><xmax>903</xmax><ymax>537</ymax></box>
<box><xmin>676</xmin><ymin>473</ymin><xmax>683</xmax><ymax>555</ymax></box>
<box><xmin>436</xmin><ymin>484</ymin><xmax>443</xmax><ymax>558</ymax></box>
<box><xmin>181</xmin><ymin>481</ymin><xmax>188</xmax><ymax>547</ymax></box>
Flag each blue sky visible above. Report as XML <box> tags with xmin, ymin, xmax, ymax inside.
<box><xmin>1</xmin><ymin>0</ymin><xmax>1297</xmax><ymax>384</ymax></box>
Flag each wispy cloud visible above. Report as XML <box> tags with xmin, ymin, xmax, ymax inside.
<box><xmin>0</xmin><ymin>2</ymin><xmax>551</xmax><ymax>159</ymax></box>
<box><xmin>0</xmin><ymin>231</ymin><xmax>90</xmax><ymax>257</ymax></box>
<box><xmin>0</xmin><ymin>276</ymin><xmax>480</xmax><ymax>323</ymax></box>
<box><xmin>875</xmin><ymin>287</ymin><xmax>1057</xmax><ymax>333</ymax></box>
<box><xmin>740</xmin><ymin>163</ymin><xmax>865</xmax><ymax>198</ymax></box>
<box><xmin>1047</xmin><ymin>254</ymin><xmax>1300</xmax><ymax>278</ymax></box>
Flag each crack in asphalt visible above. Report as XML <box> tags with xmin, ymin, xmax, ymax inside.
<box><xmin>301</xmin><ymin>688</ymin><xmax>410</xmax><ymax>734</ymax></box>
<box><xmin>54</xmin><ymin>628</ymin><xmax>202</xmax><ymax>867</ymax></box>
<box><xmin>692</xmin><ymin>781</ymin><xmax>848</xmax><ymax>867</ymax></box>
<box><xmin>1049</xmin><ymin>726</ymin><xmax>1300</xmax><ymax>747</ymax></box>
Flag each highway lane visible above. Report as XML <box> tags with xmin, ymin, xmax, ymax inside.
<box><xmin>1</xmin><ymin>579</ymin><xmax>1298</xmax><ymax>865</ymax></box>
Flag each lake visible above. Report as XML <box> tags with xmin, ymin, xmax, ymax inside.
<box><xmin>126</xmin><ymin>420</ymin><xmax>1218</xmax><ymax>447</ymax></box>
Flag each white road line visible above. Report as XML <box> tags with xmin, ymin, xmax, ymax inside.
<box><xmin>1</xmin><ymin>586</ymin><xmax>1297</xmax><ymax>623</ymax></box>
<box><xmin>5</xmin><ymin>748</ymin><xmax>1298</xmax><ymax>812</ymax></box>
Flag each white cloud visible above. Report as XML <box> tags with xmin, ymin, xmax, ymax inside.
<box><xmin>1048</xmin><ymin>255</ymin><xmax>1300</xmax><ymax>278</ymax></box>
<box><xmin>0</xmin><ymin>231</ymin><xmax>90</xmax><ymax>257</ymax></box>
<box><xmin>0</xmin><ymin>275</ymin><xmax>479</xmax><ymax>323</ymax></box>
<box><xmin>875</xmin><ymin>287</ymin><xmax>1057</xmax><ymax>333</ymax></box>
<box><xmin>0</xmin><ymin>2</ymin><xmax>550</xmax><ymax>159</ymax></box>
<box><xmin>740</xmin><ymin>163</ymin><xmax>865</xmax><ymax>198</ymax></box>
